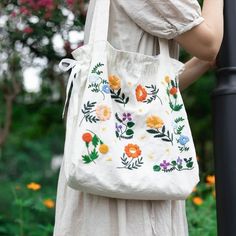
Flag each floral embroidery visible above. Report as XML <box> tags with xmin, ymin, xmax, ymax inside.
<box><xmin>95</xmin><ymin>104</ymin><xmax>111</xmax><ymax>121</ymax></box>
<box><xmin>165</xmin><ymin>75</ymin><xmax>183</xmax><ymax>112</ymax></box>
<box><xmin>109</xmin><ymin>75</ymin><xmax>130</xmax><ymax>106</ymax></box>
<box><xmin>115</xmin><ymin>112</ymin><xmax>135</xmax><ymax>140</ymax></box>
<box><xmin>81</xmin><ymin>130</ymin><xmax>108</xmax><ymax>164</ymax></box>
<box><xmin>146</xmin><ymin>115</ymin><xmax>173</xmax><ymax>145</ymax></box>
<box><xmin>117</xmin><ymin>144</ymin><xmax>144</xmax><ymax>170</ymax></box>
<box><xmin>153</xmin><ymin>156</ymin><xmax>194</xmax><ymax>172</ymax></box>
<box><xmin>98</xmin><ymin>143</ymin><xmax>109</xmax><ymax>154</ymax></box>
<box><xmin>135</xmin><ymin>84</ymin><xmax>147</xmax><ymax>101</ymax></box>
<box><xmin>173</xmin><ymin>117</ymin><xmax>190</xmax><ymax>152</ymax></box>
<box><xmin>88</xmin><ymin>63</ymin><xmax>109</xmax><ymax>100</ymax></box>
<box><xmin>109</xmin><ymin>75</ymin><xmax>121</xmax><ymax>90</ymax></box>
<box><xmin>79</xmin><ymin>101</ymin><xmax>111</xmax><ymax>126</ymax></box>
<box><xmin>135</xmin><ymin>84</ymin><xmax>163</xmax><ymax>104</ymax></box>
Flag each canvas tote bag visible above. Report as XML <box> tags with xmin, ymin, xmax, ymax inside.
<box><xmin>58</xmin><ymin>0</ymin><xmax>200</xmax><ymax>200</ymax></box>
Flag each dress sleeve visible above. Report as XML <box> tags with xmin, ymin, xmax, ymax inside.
<box><xmin>118</xmin><ymin>0</ymin><xmax>205</xmax><ymax>39</ymax></box>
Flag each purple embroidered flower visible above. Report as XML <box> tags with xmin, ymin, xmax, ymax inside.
<box><xmin>102</xmin><ymin>84</ymin><xmax>110</xmax><ymax>94</ymax></box>
<box><xmin>177</xmin><ymin>156</ymin><xmax>183</xmax><ymax>165</ymax></box>
<box><xmin>179</xmin><ymin>135</ymin><xmax>189</xmax><ymax>145</ymax></box>
<box><xmin>160</xmin><ymin>160</ymin><xmax>170</xmax><ymax>170</ymax></box>
<box><xmin>122</xmin><ymin>112</ymin><xmax>132</xmax><ymax>121</ymax></box>
<box><xmin>115</xmin><ymin>123</ymin><xmax>123</xmax><ymax>131</ymax></box>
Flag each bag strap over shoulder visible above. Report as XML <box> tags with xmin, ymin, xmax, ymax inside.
<box><xmin>88</xmin><ymin>0</ymin><xmax>170</xmax><ymax>58</ymax></box>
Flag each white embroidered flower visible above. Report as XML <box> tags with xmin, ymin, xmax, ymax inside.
<box><xmin>88</xmin><ymin>74</ymin><xmax>100</xmax><ymax>83</ymax></box>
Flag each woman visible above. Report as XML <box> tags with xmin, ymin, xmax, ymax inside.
<box><xmin>53</xmin><ymin>0</ymin><xmax>223</xmax><ymax>235</ymax></box>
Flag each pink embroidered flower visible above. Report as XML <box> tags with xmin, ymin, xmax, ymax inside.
<box><xmin>95</xmin><ymin>104</ymin><xmax>111</xmax><ymax>121</ymax></box>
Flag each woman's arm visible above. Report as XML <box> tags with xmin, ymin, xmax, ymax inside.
<box><xmin>178</xmin><ymin>57</ymin><xmax>215</xmax><ymax>91</ymax></box>
<box><xmin>175</xmin><ymin>0</ymin><xmax>224</xmax><ymax>61</ymax></box>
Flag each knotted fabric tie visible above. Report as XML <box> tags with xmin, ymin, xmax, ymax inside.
<box><xmin>59</xmin><ymin>58</ymin><xmax>81</xmax><ymax>118</ymax></box>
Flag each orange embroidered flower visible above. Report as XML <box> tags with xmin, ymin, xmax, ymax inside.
<box><xmin>95</xmin><ymin>104</ymin><xmax>111</xmax><ymax>121</ymax></box>
<box><xmin>99</xmin><ymin>144</ymin><xmax>109</xmax><ymax>154</ymax></box>
<box><xmin>82</xmin><ymin>132</ymin><xmax>93</xmax><ymax>143</ymax></box>
<box><xmin>43</xmin><ymin>199</ymin><xmax>55</xmax><ymax>208</ymax></box>
<box><xmin>108</xmin><ymin>75</ymin><xmax>121</xmax><ymax>90</ymax></box>
<box><xmin>192</xmin><ymin>196</ymin><xmax>203</xmax><ymax>206</ymax></box>
<box><xmin>164</xmin><ymin>75</ymin><xmax>171</xmax><ymax>83</ymax></box>
<box><xmin>135</xmin><ymin>84</ymin><xmax>147</xmax><ymax>101</ymax></box>
<box><xmin>170</xmin><ymin>87</ymin><xmax>178</xmax><ymax>95</ymax></box>
<box><xmin>146</xmin><ymin>115</ymin><xmax>164</xmax><ymax>129</ymax></box>
<box><xmin>124</xmin><ymin>144</ymin><xmax>141</xmax><ymax>158</ymax></box>
<box><xmin>206</xmin><ymin>175</ymin><xmax>215</xmax><ymax>185</ymax></box>
<box><xmin>27</xmin><ymin>182</ymin><xmax>41</xmax><ymax>191</ymax></box>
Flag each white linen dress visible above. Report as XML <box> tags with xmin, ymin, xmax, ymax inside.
<box><xmin>53</xmin><ymin>1</ymin><xmax>204</xmax><ymax>235</ymax></box>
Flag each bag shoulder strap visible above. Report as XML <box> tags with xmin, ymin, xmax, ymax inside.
<box><xmin>88</xmin><ymin>0</ymin><xmax>170</xmax><ymax>58</ymax></box>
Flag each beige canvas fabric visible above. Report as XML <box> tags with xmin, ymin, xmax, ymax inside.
<box><xmin>53</xmin><ymin>0</ymin><xmax>204</xmax><ymax>235</ymax></box>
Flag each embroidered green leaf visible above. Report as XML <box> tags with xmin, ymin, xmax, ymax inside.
<box><xmin>127</xmin><ymin>121</ymin><xmax>135</xmax><ymax>128</ymax></box>
<box><xmin>146</xmin><ymin>129</ymin><xmax>158</xmax><ymax>134</ymax></box>
<box><xmin>92</xmin><ymin>135</ymin><xmax>99</xmax><ymax>147</ymax></box>
<box><xmin>186</xmin><ymin>162</ymin><xmax>193</xmax><ymax>168</ymax></box>
<box><xmin>154</xmin><ymin>134</ymin><xmax>165</xmax><ymax>138</ymax></box>
<box><xmin>118</xmin><ymin>154</ymin><xmax>144</xmax><ymax>170</ymax></box>
<box><xmin>126</xmin><ymin>129</ymin><xmax>134</xmax><ymax>135</ymax></box>
<box><xmin>82</xmin><ymin>155</ymin><xmax>92</xmax><ymax>164</ymax></box>
<box><xmin>115</xmin><ymin>131</ymin><xmax>119</xmax><ymax>138</ymax></box>
<box><xmin>169</xmin><ymin>102</ymin><xmax>183</xmax><ymax>111</ymax></box>
<box><xmin>153</xmin><ymin>165</ymin><xmax>161</xmax><ymax>172</ymax></box>
<box><xmin>91</xmin><ymin>62</ymin><xmax>104</xmax><ymax>75</ymax></box>
<box><xmin>90</xmin><ymin>148</ymin><xmax>99</xmax><ymax>161</ymax></box>
<box><xmin>174</xmin><ymin>117</ymin><xmax>185</xmax><ymax>123</ymax></box>
<box><xmin>176</xmin><ymin>125</ymin><xmax>185</xmax><ymax>135</ymax></box>
<box><xmin>115</xmin><ymin>113</ymin><xmax>123</xmax><ymax>122</ymax></box>
<box><xmin>162</xmin><ymin>138</ymin><xmax>172</xmax><ymax>142</ymax></box>
<box><xmin>171</xmin><ymin>161</ymin><xmax>177</xmax><ymax>166</ymax></box>
<box><xmin>110</xmin><ymin>89</ymin><xmax>129</xmax><ymax>106</ymax></box>
<box><xmin>162</xmin><ymin>125</ymin><xmax>165</xmax><ymax>133</ymax></box>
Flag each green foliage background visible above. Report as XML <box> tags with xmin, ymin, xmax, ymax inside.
<box><xmin>0</xmin><ymin>0</ymin><xmax>217</xmax><ymax>235</ymax></box>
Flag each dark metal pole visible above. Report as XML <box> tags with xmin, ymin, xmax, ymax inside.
<box><xmin>211</xmin><ymin>0</ymin><xmax>236</xmax><ymax>235</ymax></box>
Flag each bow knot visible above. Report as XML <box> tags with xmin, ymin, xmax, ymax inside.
<box><xmin>59</xmin><ymin>58</ymin><xmax>81</xmax><ymax>118</ymax></box>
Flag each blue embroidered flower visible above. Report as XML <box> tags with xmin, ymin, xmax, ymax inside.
<box><xmin>102</xmin><ymin>84</ymin><xmax>110</xmax><ymax>94</ymax></box>
<box><xmin>179</xmin><ymin>135</ymin><xmax>189</xmax><ymax>145</ymax></box>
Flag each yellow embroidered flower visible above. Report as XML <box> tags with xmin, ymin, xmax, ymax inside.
<box><xmin>43</xmin><ymin>199</ymin><xmax>55</xmax><ymax>208</ymax></box>
<box><xmin>108</xmin><ymin>75</ymin><xmax>121</xmax><ymax>90</ymax></box>
<box><xmin>99</xmin><ymin>144</ymin><xmax>109</xmax><ymax>154</ymax></box>
<box><xmin>146</xmin><ymin>115</ymin><xmax>164</xmax><ymax>129</ymax></box>
<box><xmin>164</xmin><ymin>75</ymin><xmax>171</xmax><ymax>83</ymax></box>
<box><xmin>206</xmin><ymin>175</ymin><xmax>215</xmax><ymax>185</ymax></box>
<box><xmin>124</xmin><ymin>144</ymin><xmax>141</xmax><ymax>158</ymax></box>
<box><xmin>27</xmin><ymin>182</ymin><xmax>41</xmax><ymax>191</ymax></box>
<box><xmin>192</xmin><ymin>196</ymin><xmax>203</xmax><ymax>206</ymax></box>
<box><xmin>95</xmin><ymin>104</ymin><xmax>111</xmax><ymax>121</ymax></box>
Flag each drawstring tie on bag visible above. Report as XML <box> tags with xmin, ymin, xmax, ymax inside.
<box><xmin>59</xmin><ymin>58</ymin><xmax>81</xmax><ymax>118</ymax></box>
